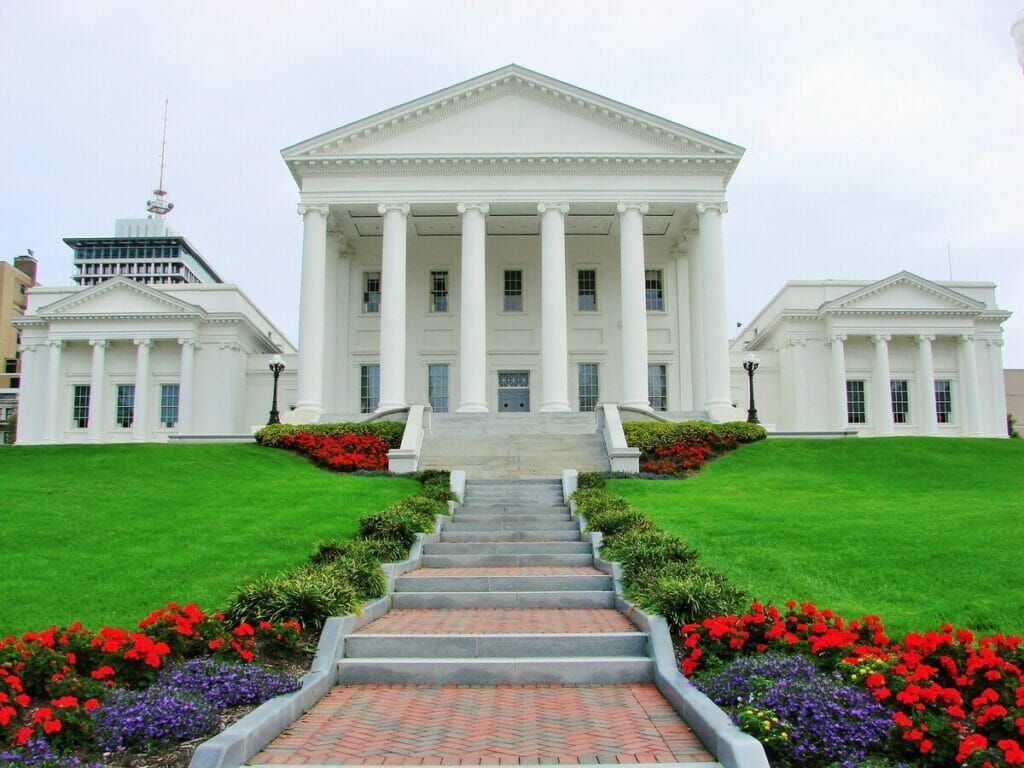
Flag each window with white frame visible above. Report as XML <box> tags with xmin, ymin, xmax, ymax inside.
<box><xmin>72</xmin><ymin>385</ymin><xmax>90</xmax><ymax>428</ymax></box>
<box><xmin>935</xmin><ymin>380</ymin><xmax>953</xmax><ymax>424</ymax></box>
<box><xmin>160</xmin><ymin>384</ymin><xmax>180</xmax><ymax>428</ymax></box>
<box><xmin>645</xmin><ymin>269</ymin><xmax>664</xmax><ymax>311</ymax></box>
<box><xmin>890</xmin><ymin>379</ymin><xmax>910</xmax><ymax>423</ymax></box>
<box><xmin>429</xmin><ymin>271</ymin><xmax>449</xmax><ymax>313</ymax></box>
<box><xmin>503</xmin><ymin>269</ymin><xmax>523</xmax><ymax>312</ymax></box>
<box><xmin>846</xmin><ymin>380</ymin><xmax>866</xmax><ymax>424</ymax></box>
<box><xmin>577</xmin><ymin>269</ymin><xmax>597</xmax><ymax>311</ymax></box>
<box><xmin>428</xmin><ymin>364</ymin><xmax>449</xmax><ymax>413</ymax></box>
<box><xmin>115</xmin><ymin>384</ymin><xmax>135</xmax><ymax>428</ymax></box>
<box><xmin>648</xmin><ymin>364</ymin><xmax>668</xmax><ymax>411</ymax></box>
<box><xmin>360</xmin><ymin>365</ymin><xmax>380</xmax><ymax>414</ymax></box>
<box><xmin>578</xmin><ymin>363</ymin><xmax>599</xmax><ymax>412</ymax></box>
<box><xmin>363</xmin><ymin>272</ymin><xmax>381</xmax><ymax>313</ymax></box>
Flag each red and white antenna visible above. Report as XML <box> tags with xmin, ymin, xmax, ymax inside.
<box><xmin>146</xmin><ymin>98</ymin><xmax>174</xmax><ymax>217</ymax></box>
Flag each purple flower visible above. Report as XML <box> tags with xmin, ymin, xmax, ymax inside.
<box><xmin>155</xmin><ymin>657</ymin><xmax>299</xmax><ymax>709</ymax></box>
<box><xmin>0</xmin><ymin>739</ymin><xmax>101</xmax><ymax>767</ymax></box>
<box><xmin>90</xmin><ymin>687</ymin><xmax>219</xmax><ymax>752</ymax></box>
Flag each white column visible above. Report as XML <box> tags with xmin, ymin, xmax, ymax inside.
<box><xmin>457</xmin><ymin>202</ymin><xmax>489</xmax><ymax>412</ymax></box>
<box><xmin>672</xmin><ymin>237</ymin><xmax>693</xmax><ymax>410</ymax></box>
<box><xmin>786</xmin><ymin>339</ymin><xmax>807</xmax><ymax>430</ymax></box>
<box><xmin>178</xmin><ymin>338</ymin><xmax>196</xmax><ymax>434</ymax></box>
<box><xmin>132</xmin><ymin>339</ymin><xmax>152</xmax><ymax>442</ymax></box>
<box><xmin>959</xmin><ymin>334</ymin><xmax>983</xmax><ymax>437</ymax></box>
<box><xmin>829</xmin><ymin>334</ymin><xmax>847</xmax><ymax>430</ymax></box>
<box><xmin>988</xmin><ymin>339</ymin><xmax>1008</xmax><ymax>438</ymax></box>
<box><xmin>88</xmin><ymin>339</ymin><xmax>107</xmax><ymax>442</ymax></box>
<box><xmin>915</xmin><ymin>334</ymin><xmax>938</xmax><ymax>436</ymax></box>
<box><xmin>687</xmin><ymin>236</ymin><xmax>705</xmax><ymax>412</ymax></box>
<box><xmin>296</xmin><ymin>203</ymin><xmax>330</xmax><ymax>418</ymax></box>
<box><xmin>377</xmin><ymin>203</ymin><xmax>410</xmax><ymax>411</ymax></box>
<box><xmin>872</xmin><ymin>334</ymin><xmax>894</xmax><ymax>436</ymax></box>
<box><xmin>331</xmin><ymin>240</ymin><xmax>352</xmax><ymax>413</ymax></box>
<box><xmin>43</xmin><ymin>340</ymin><xmax>65</xmax><ymax>443</ymax></box>
<box><xmin>537</xmin><ymin>202</ymin><xmax>571</xmax><ymax>412</ymax></box>
<box><xmin>696</xmin><ymin>202</ymin><xmax>733</xmax><ymax>418</ymax></box>
<box><xmin>617</xmin><ymin>202</ymin><xmax>651</xmax><ymax>410</ymax></box>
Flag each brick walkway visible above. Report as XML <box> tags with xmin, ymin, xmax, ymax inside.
<box><xmin>251</xmin><ymin>684</ymin><xmax>715</xmax><ymax>765</ymax></box>
<box><xmin>356</xmin><ymin>609</ymin><xmax>636</xmax><ymax>635</ymax></box>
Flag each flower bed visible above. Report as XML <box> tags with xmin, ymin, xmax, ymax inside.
<box><xmin>622</xmin><ymin>420</ymin><xmax>766</xmax><ymax>476</ymax></box>
<box><xmin>255</xmin><ymin>421</ymin><xmax>405</xmax><ymax>473</ymax></box>
<box><xmin>682</xmin><ymin>601</ymin><xmax>1024</xmax><ymax>767</ymax></box>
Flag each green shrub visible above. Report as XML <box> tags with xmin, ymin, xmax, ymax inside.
<box><xmin>622</xmin><ymin>420</ymin><xmax>766</xmax><ymax>453</ymax></box>
<box><xmin>420</xmin><ymin>476</ymin><xmax>458</xmax><ymax>502</ymax></box>
<box><xmin>309</xmin><ymin>538</ymin><xmax>346</xmax><ymax>565</ymax></box>
<box><xmin>322</xmin><ymin>556</ymin><xmax>387</xmax><ymax>601</ymax></box>
<box><xmin>223</xmin><ymin>570</ymin><xmax>358</xmax><ymax>631</ymax></box>
<box><xmin>716</xmin><ymin>421</ymin><xmax>768</xmax><ymax>443</ymax></box>
<box><xmin>390</xmin><ymin>494</ymin><xmax>447</xmax><ymax>524</ymax></box>
<box><xmin>576</xmin><ymin>472</ymin><xmax>606</xmax><ymax>491</ymax></box>
<box><xmin>585</xmin><ymin>505</ymin><xmax>653</xmax><ymax>538</ymax></box>
<box><xmin>255</xmin><ymin>421</ymin><xmax>405</xmax><ymax>449</ymax></box>
<box><xmin>359</xmin><ymin>505</ymin><xmax>436</xmax><ymax>548</ymax></box>
<box><xmin>600</xmin><ymin>528</ymin><xmax>699</xmax><ymax>581</ymax></box>
<box><xmin>626</xmin><ymin>563</ymin><xmax>748</xmax><ymax>629</ymax></box>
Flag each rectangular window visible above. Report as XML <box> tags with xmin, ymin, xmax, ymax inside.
<box><xmin>890</xmin><ymin>379</ymin><xmax>910</xmax><ymax>424</ymax></box>
<box><xmin>429</xmin><ymin>270</ymin><xmax>449</xmax><ymax>313</ymax></box>
<box><xmin>577</xmin><ymin>269</ymin><xmax>597</xmax><ymax>311</ymax></box>
<box><xmin>578</xmin><ymin>363</ymin><xmax>599</xmax><ymax>412</ymax></box>
<box><xmin>363</xmin><ymin>272</ymin><xmax>381</xmax><ymax>313</ymax></box>
<box><xmin>72</xmin><ymin>385</ymin><xmax>90</xmax><ymax>428</ymax></box>
<box><xmin>116</xmin><ymin>384</ymin><xmax>135</xmax><ymax>428</ymax></box>
<box><xmin>648</xmin><ymin>364</ymin><xmax>668</xmax><ymax>411</ymax></box>
<box><xmin>935</xmin><ymin>379</ymin><xmax>953</xmax><ymax>424</ymax></box>
<box><xmin>428</xmin><ymin>364</ymin><xmax>449</xmax><ymax>413</ymax></box>
<box><xmin>4</xmin><ymin>359</ymin><xmax>16</xmax><ymax>374</ymax></box>
<box><xmin>360</xmin><ymin>365</ymin><xmax>380</xmax><ymax>414</ymax></box>
<box><xmin>846</xmin><ymin>380</ymin><xmax>866</xmax><ymax>424</ymax></box>
<box><xmin>160</xmin><ymin>384</ymin><xmax>180</xmax><ymax>428</ymax></box>
<box><xmin>645</xmin><ymin>269</ymin><xmax>664</xmax><ymax>311</ymax></box>
<box><xmin>503</xmin><ymin>269</ymin><xmax>523</xmax><ymax>312</ymax></box>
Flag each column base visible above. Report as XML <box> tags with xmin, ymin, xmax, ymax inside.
<box><xmin>705</xmin><ymin>402</ymin><xmax>742</xmax><ymax>423</ymax></box>
<box><xmin>620</xmin><ymin>400</ymin><xmax>652</xmax><ymax>411</ymax></box>
<box><xmin>376</xmin><ymin>401</ymin><xmax>408</xmax><ymax>413</ymax></box>
<box><xmin>457</xmin><ymin>402</ymin><xmax>489</xmax><ymax>413</ymax></box>
<box><xmin>539</xmin><ymin>402</ymin><xmax>572</xmax><ymax>413</ymax></box>
<box><xmin>287</xmin><ymin>404</ymin><xmax>324</xmax><ymax>424</ymax></box>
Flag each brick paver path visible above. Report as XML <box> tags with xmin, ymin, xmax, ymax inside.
<box><xmin>251</xmin><ymin>684</ymin><xmax>715</xmax><ymax>765</ymax></box>
<box><xmin>357</xmin><ymin>609</ymin><xmax>636</xmax><ymax>635</ymax></box>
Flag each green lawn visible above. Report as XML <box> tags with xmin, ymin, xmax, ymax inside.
<box><xmin>0</xmin><ymin>444</ymin><xmax>419</xmax><ymax>635</ymax></box>
<box><xmin>609</xmin><ymin>438</ymin><xmax>1024</xmax><ymax>639</ymax></box>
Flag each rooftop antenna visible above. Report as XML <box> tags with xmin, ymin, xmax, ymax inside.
<box><xmin>146</xmin><ymin>98</ymin><xmax>174</xmax><ymax>217</ymax></box>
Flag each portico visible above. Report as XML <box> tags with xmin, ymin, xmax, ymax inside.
<box><xmin>282</xmin><ymin>65</ymin><xmax>745</xmax><ymax>423</ymax></box>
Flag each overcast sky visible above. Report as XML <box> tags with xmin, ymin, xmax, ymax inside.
<box><xmin>2</xmin><ymin>1</ymin><xmax>1022</xmax><ymax>366</ymax></box>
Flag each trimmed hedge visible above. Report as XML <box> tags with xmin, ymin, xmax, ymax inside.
<box><xmin>622</xmin><ymin>420</ymin><xmax>766</xmax><ymax>453</ymax></box>
<box><xmin>255</xmin><ymin>421</ymin><xmax>405</xmax><ymax>448</ymax></box>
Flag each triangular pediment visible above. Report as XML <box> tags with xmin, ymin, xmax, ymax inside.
<box><xmin>282</xmin><ymin>64</ymin><xmax>744</xmax><ymax>162</ymax></box>
<box><xmin>38</xmin><ymin>278</ymin><xmax>205</xmax><ymax>318</ymax></box>
<box><xmin>820</xmin><ymin>271</ymin><xmax>986</xmax><ymax>314</ymax></box>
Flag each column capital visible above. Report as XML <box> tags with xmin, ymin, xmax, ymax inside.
<box><xmin>133</xmin><ymin>338</ymin><xmax>153</xmax><ymax>348</ymax></box>
<box><xmin>696</xmin><ymin>201</ymin><xmax>728</xmax><ymax>216</ymax></box>
<box><xmin>537</xmin><ymin>202</ymin><xmax>569</xmax><ymax>215</ymax></box>
<box><xmin>377</xmin><ymin>203</ymin><xmax>410</xmax><ymax>216</ymax></box>
<box><xmin>915</xmin><ymin>333</ymin><xmax>936</xmax><ymax>344</ymax></box>
<box><xmin>959</xmin><ymin>333</ymin><xmax>975</xmax><ymax>344</ymax></box>
<box><xmin>297</xmin><ymin>202</ymin><xmax>330</xmax><ymax>217</ymax></box>
<box><xmin>457</xmin><ymin>202</ymin><xmax>490</xmax><ymax>215</ymax></box>
<box><xmin>89</xmin><ymin>338</ymin><xmax>109</xmax><ymax>348</ymax></box>
<box><xmin>616</xmin><ymin>202</ymin><xmax>649</xmax><ymax>215</ymax></box>
<box><xmin>47</xmin><ymin>339</ymin><xmax>66</xmax><ymax>351</ymax></box>
<box><xmin>872</xmin><ymin>333</ymin><xmax>891</xmax><ymax>344</ymax></box>
<box><xmin>986</xmin><ymin>338</ymin><xmax>1005</xmax><ymax>348</ymax></box>
<box><xmin>178</xmin><ymin>337</ymin><xmax>197</xmax><ymax>348</ymax></box>
<box><xmin>21</xmin><ymin>343</ymin><xmax>42</xmax><ymax>353</ymax></box>
<box><xmin>828</xmin><ymin>333</ymin><xmax>847</xmax><ymax>344</ymax></box>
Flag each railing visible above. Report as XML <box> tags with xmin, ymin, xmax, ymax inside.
<box><xmin>597</xmin><ymin>403</ymin><xmax>640</xmax><ymax>474</ymax></box>
<box><xmin>385</xmin><ymin>404</ymin><xmax>432</xmax><ymax>474</ymax></box>
<box><xmin>617</xmin><ymin>404</ymin><xmax>673</xmax><ymax>424</ymax></box>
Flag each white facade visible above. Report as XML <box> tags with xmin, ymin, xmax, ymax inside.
<box><xmin>730</xmin><ymin>272</ymin><xmax>1011</xmax><ymax>437</ymax></box>
<box><xmin>282</xmin><ymin>65</ymin><xmax>744</xmax><ymax>423</ymax></box>
<box><xmin>14</xmin><ymin>278</ymin><xmax>295</xmax><ymax>444</ymax></box>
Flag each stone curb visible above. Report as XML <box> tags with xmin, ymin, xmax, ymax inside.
<box><xmin>188</xmin><ymin>510</ymin><xmax>451</xmax><ymax>768</ymax></box>
<box><xmin>565</xmin><ymin>487</ymin><xmax>769</xmax><ymax>768</ymax></box>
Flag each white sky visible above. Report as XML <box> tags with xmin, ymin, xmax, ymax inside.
<box><xmin>2</xmin><ymin>1</ymin><xmax>1022</xmax><ymax>365</ymax></box>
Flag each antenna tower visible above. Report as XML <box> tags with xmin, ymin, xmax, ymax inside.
<box><xmin>146</xmin><ymin>99</ymin><xmax>174</xmax><ymax>217</ymax></box>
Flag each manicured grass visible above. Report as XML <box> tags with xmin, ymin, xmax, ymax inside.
<box><xmin>609</xmin><ymin>438</ymin><xmax>1024</xmax><ymax>638</ymax></box>
<box><xmin>0</xmin><ymin>444</ymin><xmax>419</xmax><ymax>635</ymax></box>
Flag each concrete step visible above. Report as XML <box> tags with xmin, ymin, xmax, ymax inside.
<box><xmin>390</xmin><ymin>590</ymin><xmax>615</xmax><ymax>609</ymax></box>
<box><xmin>441</xmin><ymin>530</ymin><xmax>582</xmax><ymax>542</ymax></box>
<box><xmin>446</xmin><ymin>520</ymin><xmax>580</xmax><ymax>532</ymax></box>
<box><xmin>453</xmin><ymin>512</ymin><xmax>571</xmax><ymax>522</ymax></box>
<box><xmin>343</xmin><ymin>632</ymin><xmax>647</xmax><ymax>658</ymax></box>
<box><xmin>336</xmin><ymin>656</ymin><xmax>652</xmax><ymax>684</ymax></box>
<box><xmin>423</xmin><ymin>541</ymin><xmax>590</xmax><ymax>555</ymax></box>
<box><xmin>457</xmin><ymin>504</ymin><xmax>568</xmax><ymax>513</ymax></box>
<box><xmin>421</xmin><ymin>553</ymin><xmax>594</xmax><ymax>568</ymax></box>
<box><xmin>395</xmin><ymin>574</ymin><xmax>613</xmax><ymax>592</ymax></box>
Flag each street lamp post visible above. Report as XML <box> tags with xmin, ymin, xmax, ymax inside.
<box><xmin>742</xmin><ymin>352</ymin><xmax>760</xmax><ymax>424</ymax></box>
<box><xmin>267</xmin><ymin>354</ymin><xmax>286</xmax><ymax>425</ymax></box>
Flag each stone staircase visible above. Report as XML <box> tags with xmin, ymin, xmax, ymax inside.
<box><xmin>419</xmin><ymin>413</ymin><xmax>609</xmax><ymax>478</ymax></box>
